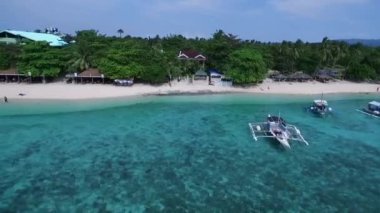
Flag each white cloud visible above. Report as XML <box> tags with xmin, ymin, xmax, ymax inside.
<box><xmin>270</xmin><ymin>0</ymin><xmax>369</xmax><ymax>17</ymax></box>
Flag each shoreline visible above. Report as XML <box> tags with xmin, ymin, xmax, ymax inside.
<box><xmin>0</xmin><ymin>80</ymin><xmax>379</xmax><ymax>101</ymax></box>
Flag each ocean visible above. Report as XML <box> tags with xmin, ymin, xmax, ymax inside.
<box><xmin>0</xmin><ymin>94</ymin><xmax>379</xmax><ymax>212</ymax></box>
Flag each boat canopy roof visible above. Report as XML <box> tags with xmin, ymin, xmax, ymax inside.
<box><xmin>369</xmin><ymin>101</ymin><xmax>380</xmax><ymax>107</ymax></box>
<box><xmin>313</xmin><ymin>100</ymin><xmax>328</xmax><ymax>105</ymax></box>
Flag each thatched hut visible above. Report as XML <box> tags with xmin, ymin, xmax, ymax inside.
<box><xmin>315</xmin><ymin>68</ymin><xmax>345</xmax><ymax>80</ymax></box>
<box><xmin>0</xmin><ymin>68</ymin><xmax>25</xmax><ymax>83</ymax></box>
<box><xmin>272</xmin><ymin>74</ymin><xmax>287</xmax><ymax>82</ymax></box>
<box><xmin>268</xmin><ymin>70</ymin><xmax>280</xmax><ymax>78</ymax></box>
<box><xmin>76</xmin><ymin>68</ymin><xmax>105</xmax><ymax>84</ymax></box>
<box><xmin>315</xmin><ymin>73</ymin><xmax>332</xmax><ymax>83</ymax></box>
<box><xmin>287</xmin><ymin>72</ymin><xmax>312</xmax><ymax>82</ymax></box>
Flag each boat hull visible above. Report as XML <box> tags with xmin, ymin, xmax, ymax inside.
<box><xmin>309</xmin><ymin>106</ymin><xmax>331</xmax><ymax>116</ymax></box>
<box><xmin>361</xmin><ymin>108</ymin><xmax>380</xmax><ymax>117</ymax></box>
<box><xmin>276</xmin><ymin>137</ymin><xmax>291</xmax><ymax>149</ymax></box>
<box><xmin>269</xmin><ymin>129</ymin><xmax>291</xmax><ymax>149</ymax></box>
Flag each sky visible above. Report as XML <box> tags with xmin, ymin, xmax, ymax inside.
<box><xmin>0</xmin><ymin>0</ymin><xmax>379</xmax><ymax>42</ymax></box>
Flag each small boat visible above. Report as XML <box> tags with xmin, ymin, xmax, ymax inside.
<box><xmin>309</xmin><ymin>99</ymin><xmax>332</xmax><ymax>116</ymax></box>
<box><xmin>248</xmin><ymin>114</ymin><xmax>309</xmax><ymax>149</ymax></box>
<box><xmin>357</xmin><ymin>101</ymin><xmax>380</xmax><ymax>117</ymax></box>
<box><xmin>309</xmin><ymin>93</ymin><xmax>332</xmax><ymax>116</ymax></box>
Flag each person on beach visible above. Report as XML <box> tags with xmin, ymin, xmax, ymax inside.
<box><xmin>377</xmin><ymin>87</ymin><xmax>379</xmax><ymax>92</ymax></box>
<box><xmin>4</xmin><ymin>96</ymin><xmax>8</xmax><ymax>103</ymax></box>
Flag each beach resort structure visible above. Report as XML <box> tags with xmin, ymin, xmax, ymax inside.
<box><xmin>209</xmin><ymin>69</ymin><xmax>223</xmax><ymax>85</ymax></box>
<box><xmin>314</xmin><ymin>68</ymin><xmax>345</xmax><ymax>82</ymax></box>
<box><xmin>177</xmin><ymin>50</ymin><xmax>208</xmax><ymax>84</ymax></box>
<box><xmin>269</xmin><ymin>69</ymin><xmax>346</xmax><ymax>83</ymax></box>
<box><xmin>208</xmin><ymin>69</ymin><xmax>232</xmax><ymax>86</ymax></box>
<box><xmin>287</xmin><ymin>72</ymin><xmax>312</xmax><ymax>82</ymax></box>
<box><xmin>194</xmin><ymin>70</ymin><xmax>208</xmax><ymax>81</ymax></box>
<box><xmin>270</xmin><ymin>71</ymin><xmax>312</xmax><ymax>82</ymax></box>
<box><xmin>177</xmin><ymin>50</ymin><xmax>207</xmax><ymax>69</ymax></box>
<box><xmin>0</xmin><ymin>68</ymin><xmax>26</xmax><ymax>83</ymax></box>
<box><xmin>0</xmin><ymin>30</ymin><xmax>67</xmax><ymax>46</ymax></box>
<box><xmin>67</xmin><ymin>69</ymin><xmax>105</xmax><ymax>84</ymax></box>
<box><xmin>178</xmin><ymin>50</ymin><xmax>207</xmax><ymax>62</ymax></box>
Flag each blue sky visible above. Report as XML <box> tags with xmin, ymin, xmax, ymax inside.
<box><xmin>0</xmin><ymin>0</ymin><xmax>379</xmax><ymax>42</ymax></box>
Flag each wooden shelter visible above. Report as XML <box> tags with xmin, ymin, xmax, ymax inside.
<box><xmin>272</xmin><ymin>74</ymin><xmax>287</xmax><ymax>82</ymax></box>
<box><xmin>315</xmin><ymin>68</ymin><xmax>345</xmax><ymax>80</ymax></box>
<box><xmin>315</xmin><ymin>73</ymin><xmax>332</xmax><ymax>83</ymax></box>
<box><xmin>287</xmin><ymin>72</ymin><xmax>312</xmax><ymax>82</ymax></box>
<box><xmin>76</xmin><ymin>68</ymin><xmax>105</xmax><ymax>84</ymax></box>
<box><xmin>268</xmin><ymin>70</ymin><xmax>280</xmax><ymax>78</ymax></box>
<box><xmin>0</xmin><ymin>68</ymin><xmax>25</xmax><ymax>83</ymax></box>
<box><xmin>194</xmin><ymin>70</ymin><xmax>208</xmax><ymax>81</ymax></box>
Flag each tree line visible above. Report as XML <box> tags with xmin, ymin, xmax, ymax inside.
<box><xmin>0</xmin><ymin>29</ymin><xmax>379</xmax><ymax>84</ymax></box>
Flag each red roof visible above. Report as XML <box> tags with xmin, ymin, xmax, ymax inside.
<box><xmin>178</xmin><ymin>50</ymin><xmax>206</xmax><ymax>60</ymax></box>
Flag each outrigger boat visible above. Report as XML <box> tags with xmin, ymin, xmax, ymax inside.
<box><xmin>248</xmin><ymin>114</ymin><xmax>309</xmax><ymax>149</ymax></box>
<box><xmin>356</xmin><ymin>101</ymin><xmax>380</xmax><ymax>118</ymax></box>
<box><xmin>309</xmin><ymin>93</ymin><xmax>332</xmax><ymax>116</ymax></box>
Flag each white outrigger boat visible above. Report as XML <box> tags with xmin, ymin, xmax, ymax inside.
<box><xmin>356</xmin><ymin>101</ymin><xmax>380</xmax><ymax>118</ymax></box>
<box><xmin>248</xmin><ymin>114</ymin><xmax>309</xmax><ymax>149</ymax></box>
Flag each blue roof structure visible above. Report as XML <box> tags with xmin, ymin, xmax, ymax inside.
<box><xmin>369</xmin><ymin>101</ymin><xmax>380</xmax><ymax>107</ymax></box>
<box><xmin>1</xmin><ymin>30</ymin><xmax>67</xmax><ymax>46</ymax></box>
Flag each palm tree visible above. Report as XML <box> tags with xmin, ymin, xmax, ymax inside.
<box><xmin>68</xmin><ymin>30</ymin><xmax>98</xmax><ymax>72</ymax></box>
<box><xmin>117</xmin><ymin>29</ymin><xmax>124</xmax><ymax>38</ymax></box>
<box><xmin>320</xmin><ymin>37</ymin><xmax>332</xmax><ymax>66</ymax></box>
<box><xmin>68</xmin><ymin>53</ymin><xmax>90</xmax><ymax>72</ymax></box>
<box><xmin>279</xmin><ymin>42</ymin><xmax>299</xmax><ymax>73</ymax></box>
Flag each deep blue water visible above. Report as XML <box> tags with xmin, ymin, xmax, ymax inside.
<box><xmin>0</xmin><ymin>94</ymin><xmax>379</xmax><ymax>212</ymax></box>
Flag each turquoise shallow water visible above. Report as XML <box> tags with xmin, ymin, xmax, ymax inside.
<box><xmin>0</xmin><ymin>94</ymin><xmax>380</xmax><ymax>212</ymax></box>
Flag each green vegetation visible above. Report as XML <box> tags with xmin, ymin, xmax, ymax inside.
<box><xmin>0</xmin><ymin>44</ymin><xmax>20</xmax><ymax>69</ymax></box>
<box><xmin>0</xmin><ymin>29</ymin><xmax>379</xmax><ymax>84</ymax></box>
<box><xmin>227</xmin><ymin>48</ymin><xmax>266</xmax><ymax>84</ymax></box>
<box><xmin>17</xmin><ymin>42</ymin><xmax>69</xmax><ymax>77</ymax></box>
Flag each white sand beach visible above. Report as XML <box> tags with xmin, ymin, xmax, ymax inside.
<box><xmin>0</xmin><ymin>79</ymin><xmax>379</xmax><ymax>100</ymax></box>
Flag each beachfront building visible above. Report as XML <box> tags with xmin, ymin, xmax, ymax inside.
<box><xmin>0</xmin><ymin>30</ymin><xmax>67</xmax><ymax>46</ymax></box>
<box><xmin>267</xmin><ymin>70</ymin><xmax>280</xmax><ymax>78</ymax></box>
<box><xmin>72</xmin><ymin>69</ymin><xmax>105</xmax><ymax>84</ymax></box>
<box><xmin>207</xmin><ymin>69</ymin><xmax>233</xmax><ymax>86</ymax></box>
<box><xmin>194</xmin><ymin>70</ymin><xmax>208</xmax><ymax>81</ymax></box>
<box><xmin>315</xmin><ymin>73</ymin><xmax>332</xmax><ymax>83</ymax></box>
<box><xmin>177</xmin><ymin>50</ymin><xmax>207</xmax><ymax>84</ymax></box>
<box><xmin>272</xmin><ymin>74</ymin><xmax>287</xmax><ymax>82</ymax></box>
<box><xmin>287</xmin><ymin>71</ymin><xmax>312</xmax><ymax>82</ymax></box>
<box><xmin>0</xmin><ymin>68</ymin><xmax>26</xmax><ymax>83</ymax></box>
<box><xmin>209</xmin><ymin>69</ymin><xmax>223</xmax><ymax>85</ymax></box>
<box><xmin>315</xmin><ymin>68</ymin><xmax>345</xmax><ymax>80</ymax></box>
<box><xmin>177</xmin><ymin>50</ymin><xmax>207</xmax><ymax>66</ymax></box>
